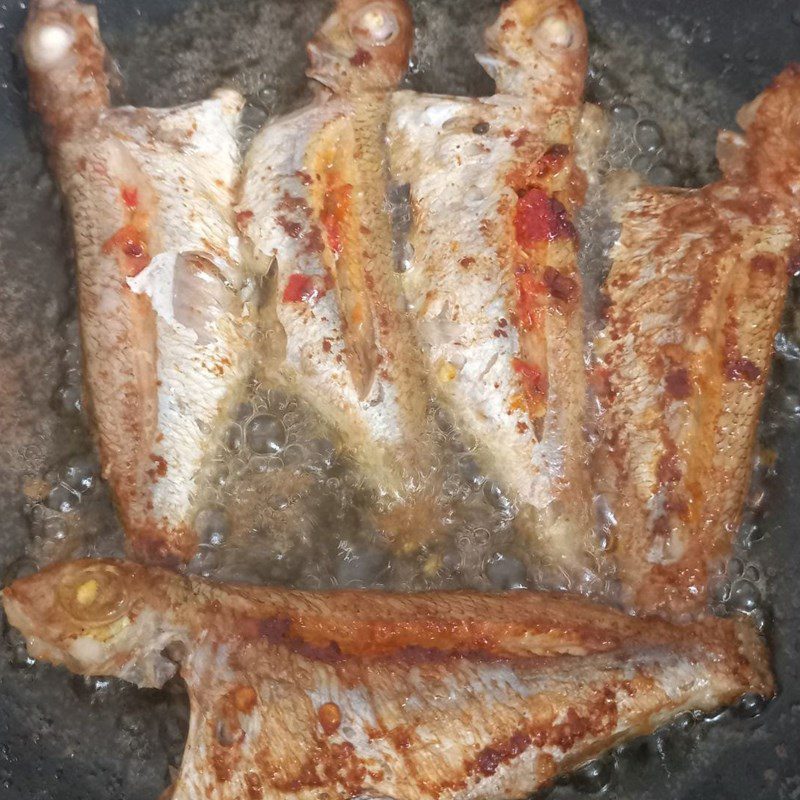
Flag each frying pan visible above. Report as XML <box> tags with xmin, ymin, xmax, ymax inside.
<box><xmin>0</xmin><ymin>0</ymin><xmax>798</xmax><ymax>797</ymax></box>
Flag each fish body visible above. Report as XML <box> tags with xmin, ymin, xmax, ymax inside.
<box><xmin>594</xmin><ymin>69</ymin><xmax>800</xmax><ymax>616</ymax></box>
<box><xmin>22</xmin><ymin>0</ymin><xmax>256</xmax><ymax>562</ymax></box>
<box><xmin>238</xmin><ymin>0</ymin><xmax>438</xmax><ymax>502</ymax></box>
<box><xmin>388</xmin><ymin>0</ymin><xmax>595</xmax><ymax>576</ymax></box>
<box><xmin>3</xmin><ymin>558</ymin><xmax>773</xmax><ymax>800</ymax></box>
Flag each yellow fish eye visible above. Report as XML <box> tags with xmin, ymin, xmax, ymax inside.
<box><xmin>56</xmin><ymin>564</ymin><xmax>131</xmax><ymax>626</ymax></box>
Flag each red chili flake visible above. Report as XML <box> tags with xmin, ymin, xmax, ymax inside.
<box><xmin>282</xmin><ymin>273</ymin><xmax>320</xmax><ymax>304</ymax></box>
<box><xmin>512</xmin><ymin>358</ymin><xmax>548</xmax><ymax>402</ymax></box>
<box><xmin>120</xmin><ymin>185</ymin><xmax>138</xmax><ymax>209</ymax></box>
<box><xmin>350</xmin><ymin>48</ymin><xmax>372</xmax><ymax>66</ymax></box>
<box><xmin>318</xmin><ymin>702</ymin><xmax>342</xmax><ymax>736</ymax></box>
<box><xmin>236</xmin><ymin>209</ymin><xmax>254</xmax><ymax>227</ymax></box>
<box><xmin>664</xmin><ymin>367</ymin><xmax>691</xmax><ymax>399</ymax></box>
<box><xmin>535</xmin><ymin>144</ymin><xmax>570</xmax><ymax>177</ymax></box>
<box><xmin>725</xmin><ymin>357</ymin><xmax>761</xmax><ymax>383</ymax></box>
<box><xmin>543</xmin><ymin>266</ymin><xmax>578</xmax><ymax>303</ymax></box>
<box><xmin>102</xmin><ymin>224</ymin><xmax>150</xmax><ymax>277</ymax></box>
<box><xmin>459</xmin><ymin>256</ymin><xmax>476</xmax><ymax>267</ymax></box>
<box><xmin>514</xmin><ymin>188</ymin><xmax>575</xmax><ymax>248</ymax></box>
<box><xmin>322</xmin><ymin>338</ymin><xmax>332</xmax><ymax>353</ymax></box>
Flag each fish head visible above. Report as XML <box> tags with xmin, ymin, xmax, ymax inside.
<box><xmin>478</xmin><ymin>0</ymin><xmax>587</xmax><ymax>102</ymax></box>
<box><xmin>2</xmin><ymin>559</ymin><xmax>174</xmax><ymax>684</ymax></box>
<box><xmin>307</xmin><ymin>0</ymin><xmax>413</xmax><ymax>93</ymax></box>
<box><xmin>21</xmin><ymin>0</ymin><xmax>110</xmax><ymax>136</ymax></box>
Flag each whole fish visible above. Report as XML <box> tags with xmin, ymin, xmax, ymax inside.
<box><xmin>388</xmin><ymin>0</ymin><xmax>597</xmax><ymax>578</ymax></box>
<box><xmin>593</xmin><ymin>67</ymin><xmax>800</xmax><ymax>616</ymax></box>
<box><xmin>22</xmin><ymin>0</ymin><xmax>258</xmax><ymax>563</ymax></box>
<box><xmin>238</xmin><ymin>0</ymin><xmax>440</xmax><ymax>515</ymax></box>
<box><xmin>3</xmin><ymin>558</ymin><xmax>772</xmax><ymax>800</ymax></box>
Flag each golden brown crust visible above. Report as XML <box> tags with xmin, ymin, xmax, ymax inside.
<box><xmin>2</xmin><ymin>559</ymin><xmax>774</xmax><ymax>800</ymax></box>
<box><xmin>595</xmin><ymin>180</ymin><xmax>792</xmax><ymax>616</ymax></box>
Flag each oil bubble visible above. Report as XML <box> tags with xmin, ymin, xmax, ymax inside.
<box><xmin>194</xmin><ymin>507</ymin><xmax>229</xmax><ymax>547</ymax></box>
<box><xmin>635</xmin><ymin>119</ymin><xmax>663</xmax><ymax>151</ymax></box>
<box><xmin>485</xmin><ymin>552</ymin><xmax>526</xmax><ymax>590</ymax></box>
<box><xmin>246</xmin><ymin>414</ymin><xmax>286</xmax><ymax>455</ymax></box>
<box><xmin>730</xmin><ymin>579</ymin><xmax>760</xmax><ymax>612</ymax></box>
<box><xmin>46</xmin><ymin>484</ymin><xmax>78</xmax><ymax>513</ymax></box>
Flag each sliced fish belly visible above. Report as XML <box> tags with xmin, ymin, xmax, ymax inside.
<box><xmin>387</xmin><ymin>0</ymin><xmax>596</xmax><ymax>578</ymax></box>
<box><xmin>3</xmin><ymin>558</ymin><xmax>773</xmax><ymax>800</ymax></box>
<box><xmin>389</xmin><ymin>95</ymin><xmax>592</xmax><ymax>573</ymax></box>
<box><xmin>22</xmin><ymin>0</ymin><xmax>252</xmax><ymax>562</ymax></box>
<box><xmin>595</xmin><ymin>67</ymin><xmax>800</xmax><ymax>616</ymax></box>
<box><xmin>238</xmin><ymin>0</ymin><xmax>436</xmax><ymax>502</ymax></box>
<box><xmin>595</xmin><ymin>183</ymin><xmax>792</xmax><ymax>615</ymax></box>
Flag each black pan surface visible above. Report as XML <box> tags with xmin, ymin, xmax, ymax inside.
<box><xmin>0</xmin><ymin>1</ymin><xmax>799</xmax><ymax>798</ymax></box>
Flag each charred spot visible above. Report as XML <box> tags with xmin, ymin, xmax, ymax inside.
<box><xmin>475</xmin><ymin>732</ymin><xmax>532</xmax><ymax>777</ymax></box>
<box><xmin>472</xmin><ymin>121</ymin><xmax>490</xmax><ymax>135</ymax></box>
<box><xmin>725</xmin><ymin>357</ymin><xmax>761</xmax><ymax>383</ymax></box>
<box><xmin>750</xmin><ymin>253</ymin><xmax>779</xmax><ymax>274</ymax></box>
<box><xmin>543</xmin><ymin>266</ymin><xmax>578</xmax><ymax>303</ymax></box>
<box><xmin>322</xmin><ymin>338</ymin><xmax>332</xmax><ymax>353</ymax></box>
<box><xmin>460</xmin><ymin>256</ymin><xmax>476</xmax><ymax>267</ymax></box>
<box><xmin>665</xmin><ymin>368</ymin><xmax>691</xmax><ymax>399</ymax></box>
<box><xmin>656</xmin><ymin>453</ymin><xmax>682</xmax><ymax>484</ymax></box>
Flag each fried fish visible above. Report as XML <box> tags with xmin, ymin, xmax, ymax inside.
<box><xmin>388</xmin><ymin>0</ymin><xmax>597</xmax><ymax>578</ymax></box>
<box><xmin>22</xmin><ymin>0</ymin><xmax>259</xmax><ymax>563</ymax></box>
<box><xmin>593</xmin><ymin>67</ymin><xmax>800</xmax><ymax>616</ymax></box>
<box><xmin>3</xmin><ymin>558</ymin><xmax>772</xmax><ymax>800</ymax></box>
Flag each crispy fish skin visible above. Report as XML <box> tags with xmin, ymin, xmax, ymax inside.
<box><xmin>3</xmin><ymin>558</ymin><xmax>772</xmax><ymax>800</ymax></box>
<box><xmin>388</xmin><ymin>0</ymin><xmax>595</xmax><ymax>576</ymax></box>
<box><xmin>594</xmin><ymin>70</ymin><xmax>800</xmax><ymax>616</ymax></box>
<box><xmin>22</xmin><ymin>0</ymin><xmax>253</xmax><ymax>563</ymax></box>
<box><xmin>238</xmin><ymin>0</ymin><xmax>439</xmax><ymax>501</ymax></box>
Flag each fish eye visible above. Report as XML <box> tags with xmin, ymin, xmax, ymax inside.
<box><xmin>56</xmin><ymin>563</ymin><xmax>131</xmax><ymax>626</ymax></box>
<box><xmin>27</xmin><ymin>23</ymin><xmax>75</xmax><ymax>69</ymax></box>
<box><xmin>349</xmin><ymin>2</ymin><xmax>400</xmax><ymax>47</ymax></box>
<box><xmin>535</xmin><ymin>13</ymin><xmax>576</xmax><ymax>49</ymax></box>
